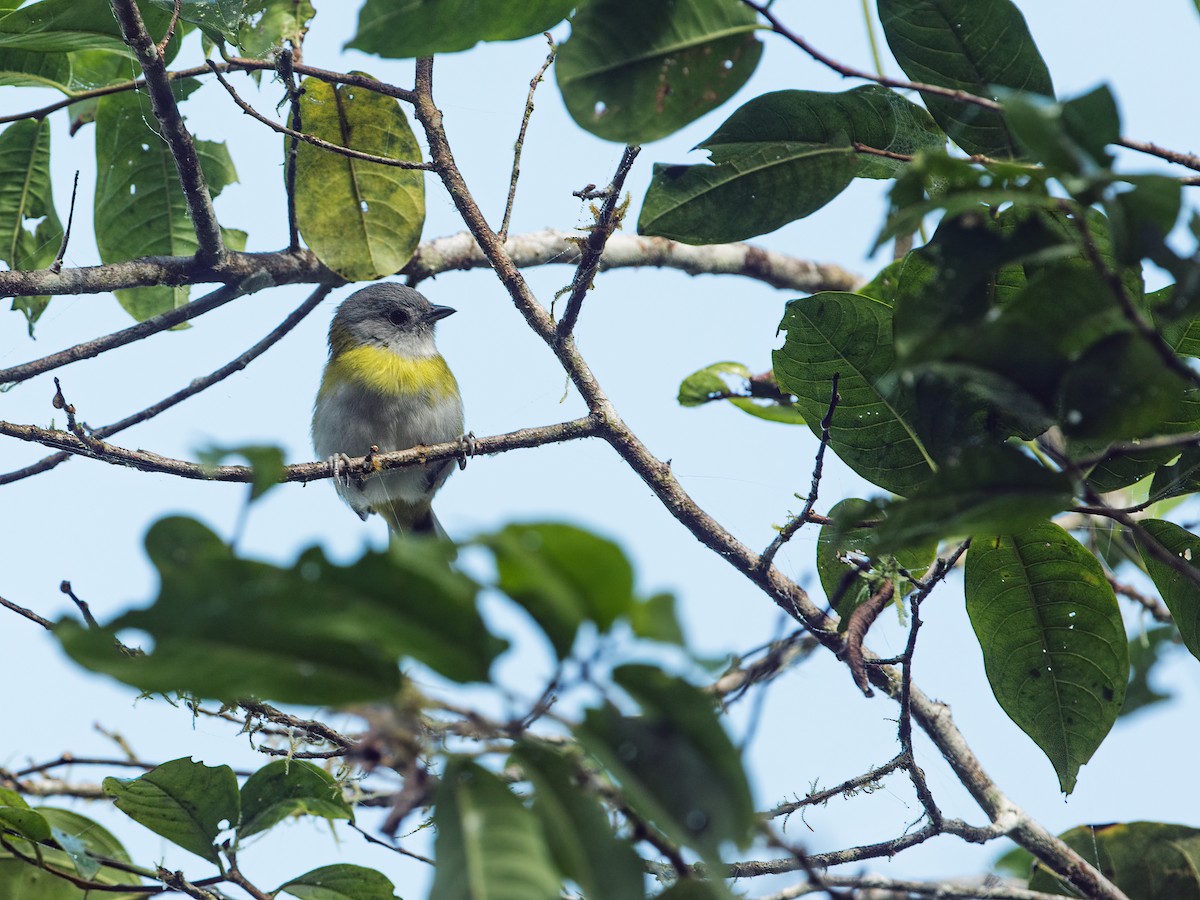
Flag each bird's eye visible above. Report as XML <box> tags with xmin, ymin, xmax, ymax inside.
<box><xmin>388</xmin><ymin>309</ymin><xmax>410</xmax><ymax>327</ymax></box>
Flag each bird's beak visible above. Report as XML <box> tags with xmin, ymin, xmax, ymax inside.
<box><xmin>427</xmin><ymin>304</ymin><xmax>456</xmax><ymax>322</ymax></box>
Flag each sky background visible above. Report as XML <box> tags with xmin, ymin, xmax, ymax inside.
<box><xmin>3</xmin><ymin>1</ymin><xmax>1200</xmax><ymax>896</ymax></box>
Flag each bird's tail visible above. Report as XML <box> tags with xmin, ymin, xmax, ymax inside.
<box><xmin>378</xmin><ymin>499</ymin><xmax>447</xmax><ymax>540</ymax></box>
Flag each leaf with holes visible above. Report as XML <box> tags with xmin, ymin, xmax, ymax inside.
<box><xmin>965</xmin><ymin>521</ymin><xmax>1128</xmax><ymax>793</ymax></box>
<box><xmin>556</xmin><ymin>0</ymin><xmax>761</xmax><ymax>144</ymax></box>
<box><xmin>238</xmin><ymin>760</ymin><xmax>354</xmax><ymax>840</ymax></box>
<box><xmin>1136</xmin><ymin>520</ymin><xmax>1200</xmax><ymax>664</ymax></box>
<box><xmin>294</xmin><ymin>75</ymin><xmax>425</xmax><ymax>281</ymax></box>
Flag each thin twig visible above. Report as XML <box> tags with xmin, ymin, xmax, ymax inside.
<box><xmin>746</xmin><ymin>0</ymin><xmax>1196</xmax><ymax>178</ymax></box>
<box><xmin>155</xmin><ymin>0</ymin><xmax>182</xmax><ymax>57</ymax></box>
<box><xmin>1106</xmin><ymin>573</ymin><xmax>1173</xmax><ymax>623</ymax></box>
<box><xmin>0</xmin><ymin>596</ymin><xmax>52</xmax><ymax>629</ymax></box>
<box><xmin>764</xmin><ymin>874</ymin><xmax>1078</xmax><ymax>900</ymax></box>
<box><xmin>766</xmin><ymin>753</ymin><xmax>907</xmax><ymax>820</ymax></box>
<box><xmin>555</xmin><ymin>145</ymin><xmax>640</xmax><ymax>341</ymax></box>
<box><xmin>0</xmin><ymin>284</ymin><xmax>241</xmax><ymax>387</ymax></box>
<box><xmin>759</xmin><ymin>373</ymin><xmax>840</xmax><ymax>571</ymax></box>
<box><xmin>60</xmin><ymin>581</ymin><xmax>99</xmax><ymax>628</ymax></box>
<box><xmin>48</xmin><ymin>171</ymin><xmax>79</xmax><ymax>274</ymax></box>
<box><xmin>279</xmin><ymin>49</ymin><xmax>303</xmax><ymax>251</ymax></box>
<box><xmin>499</xmin><ymin>34</ymin><xmax>555</xmax><ymax>242</ymax></box>
<box><xmin>0</xmin><ymin>59</ymin><xmax>417</xmax><ymax>129</ymax></box>
<box><xmin>206</xmin><ymin>61</ymin><xmax>433</xmax><ymax>170</ymax></box>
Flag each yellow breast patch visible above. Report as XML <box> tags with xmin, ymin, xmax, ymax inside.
<box><xmin>321</xmin><ymin>346</ymin><xmax>458</xmax><ymax>400</ymax></box>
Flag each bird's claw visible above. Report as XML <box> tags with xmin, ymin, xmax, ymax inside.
<box><xmin>328</xmin><ymin>452</ymin><xmax>356</xmax><ymax>489</ymax></box>
<box><xmin>457</xmin><ymin>432</ymin><xmax>477</xmax><ymax>471</ymax></box>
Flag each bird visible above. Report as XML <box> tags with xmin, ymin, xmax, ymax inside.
<box><xmin>311</xmin><ymin>283</ymin><xmax>464</xmax><ymax>537</ymax></box>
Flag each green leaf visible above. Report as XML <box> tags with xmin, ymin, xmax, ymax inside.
<box><xmin>1028</xmin><ymin>822</ymin><xmax>1200</xmax><ymax>899</ymax></box>
<box><xmin>196</xmin><ymin>443</ymin><xmax>287</xmax><ymax>501</ymax></box>
<box><xmin>348</xmin><ymin>0</ymin><xmax>574</xmax><ymax>57</ymax></box>
<box><xmin>56</xmin><ymin>516</ymin><xmax>502</xmax><ymax>705</ymax></box>
<box><xmin>294</xmin><ymin>75</ymin><xmax>425</xmax><ymax>281</ymax></box>
<box><xmin>431</xmin><ymin>759</ymin><xmax>563</xmax><ymax>900</ymax></box>
<box><xmin>556</xmin><ymin>0</ymin><xmax>762</xmax><ymax>144</ymax></box>
<box><xmin>877</xmin><ymin>0</ymin><xmax>1054</xmax><ymax>158</ymax></box>
<box><xmin>898</xmin><ymin>363</ymin><xmax>1054</xmax><ymax>458</ymax></box>
<box><xmin>871</xmin><ymin>446</ymin><xmax>1074</xmax><ymax>554</ymax></box>
<box><xmin>94</xmin><ymin>91</ymin><xmax>239</xmax><ymax>320</ymax></box>
<box><xmin>1149</xmin><ymin>445</ymin><xmax>1200</xmax><ymax>503</ymax></box>
<box><xmin>629</xmin><ymin>592</ymin><xmax>685</xmax><ymax>645</ymax></box>
<box><xmin>965</xmin><ymin>522</ymin><xmax>1128</xmax><ymax>794</ymax></box>
<box><xmin>1136</xmin><ymin>520</ymin><xmax>1200</xmax><ymax>664</ymax></box>
<box><xmin>677</xmin><ymin>361</ymin><xmax>806</xmax><ymax>425</ymax></box>
<box><xmin>104</xmin><ymin>758</ymin><xmax>239</xmax><ymax>863</ymax></box>
<box><xmin>0</xmin><ymin>0</ymin><xmax>158</xmax><ymax>52</ymax></box>
<box><xmin>513</xmin><ymin>742</ymin><xmax>646</xmax><ymax>900</ymax></box>
<box><xmin>0</xmin><ymin>808</ymin><xmax>143</xmax><ymax>895</ymax></box>
<box><xmin>0</xmin><ymin>806</ymin><xmax>51</xmax><ymax>842</ymax></box>
<box><xmin>577</xmin><ymin>665</ymin><xmax>754</xmax><ymax>859</ymax></box>
<box><xmin>772</xmin><ymin>292</ymin><xmax>935</xmax><ymax>496</ymax></box>
<box><xmin>235</xmin><ymin>0</ymin><xmax>313</xmax><ymax>59</ymax></box>
<box><xmin>279</xmin><ymin>864</ymin><xmax>401</xmax><ymax>900</ymax></box>
<box><xmin>817</xmin><ymin>497</ymin><xmax>936</xmax><ymax>626</ymax></box>
<box><xmin>238</xmin><ymin>760</ymin><xmax>354</xmax><ymax>840</ymax></box>
<box><xmin>0</xmin><ymin>118</ymin><xmax>62</xmax><ymax>332</ymax></box>
<box><xmin>1057</xmin><ymin>332</ymin><xmax>1192</xmax><ymax>441</ymax></box>
<box><xmin>146</xmin><ymin>0</ymin><xmax>248</xmax><ymax>44</ymax></box>
<box><xmin>707</xmin><ymin>85</ymin><xmax>946</xmax><ymax>183</ymax></box>
<box><xmin>481</xmin><ymin>522</ymin><xmax>638</xmax><ymax>659</ymax></box>
<box><xmin>1003</xmin><ymin>85</ymin><xmax>1119</xmax><ymax>176</ymax></box>
<box><xmin>639</xmin><ymin>86</ymin><xmax>944</xmax><ymax>243</ymax></box>
<box><xmin>1110</xmin><ymin>175</ymin><xmax>1184</xmax><ymax>267</ymax></box>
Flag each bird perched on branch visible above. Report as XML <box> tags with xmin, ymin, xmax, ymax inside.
<box><xmin>312</xmin><ymin>283</ymin><xmax>463</xmax><ymax>537</ymax></box>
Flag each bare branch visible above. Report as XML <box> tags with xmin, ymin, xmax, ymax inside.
<box><xmin>110</xmin><ymin>0</ymin><xmax>224</xmax><ymax>261</ymax></box>
<box><xmin>556</xmin><ymin>145</ymin><xmax>640</xmax><ymax>341</ymax></box>
<box><xmin>764</xmin><ymin>874</ymin><xmax>1077</xmax><ymax>900</ymax></box>
<box><xmin>0</xmin><ymin>416</ymin><xmax>600</xmax><ymax>484</ymax></box>
<box><xmin>407</xmin><ymin>228</ymin><xmax>862</xmax><ymax>293</ymax></box>
<box><xmin>500</xmin><ymin>34</ymin><xmax>556</xmax><ymax>242</ymax></box>
<box><xmin>0</xmin><ymin>246</ymin><xmax>330</xmax><ymax>299</ymax></box>
<box><xmin>758</xmin><ymin>373</ymin><xmax>840</xmax><ymax>571</ymax></box>
<box><xmin>0</xmin><ymin>595</ymin><xmax>52</xmax><ymax>629</ymax></box>
<box><xmin>0</xmin><ymin>283</ymin><xmax>243</xmax><ymax>387</ymax></box>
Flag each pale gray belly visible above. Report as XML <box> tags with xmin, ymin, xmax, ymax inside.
<box><xmin>312</xmin><ymin>382</ymin><xmax>464</xmax><ymax>512</ymax></box>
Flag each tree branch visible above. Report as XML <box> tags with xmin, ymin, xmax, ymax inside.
<box><xmin>110</xmin><ymin>0</ymin><xmax>223</xmax><ymax>261</ymax></box>
<box><xmin>0</xmin><ymin>416</ymin><xmax>600</xmax><ymax>484</ymax></box>
<box><xmin>0</xmin><ymin>283</ymin><xmax>244</xmax><ymax>387</ymax></box>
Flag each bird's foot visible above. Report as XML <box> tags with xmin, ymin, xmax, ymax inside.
<box><xmin>457</xmin><ymin>432</ymin><xmax>477</xmax><ymax>470</ymax></box>
<box><xmin>327</xmin><ymin>452</ymin><xmax>356</xmax><ymax>489</ymax></box>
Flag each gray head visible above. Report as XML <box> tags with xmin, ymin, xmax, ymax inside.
<box><xmin>328</xmin><ymin>283</ymin><xmax>456</xmax><ymax>358</ymax></box>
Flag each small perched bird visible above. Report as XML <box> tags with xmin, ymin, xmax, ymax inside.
<box><xmin>312</xmin><ymin>283</ymin><xmax>463</xmax><ymax>536</ymax></box>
